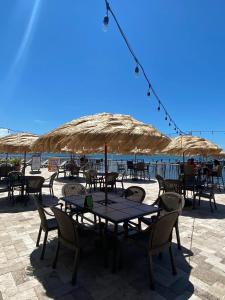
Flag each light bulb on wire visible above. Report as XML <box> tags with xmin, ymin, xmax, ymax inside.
<box><xmin>135</xmin><ymin>65</ymin><xmax>140</xmax><ymax>77</ymax></box>
<box><xmin>103</xmin><ymin>15</ymin><xmax>109</xmax><ymax>32</ymax></box>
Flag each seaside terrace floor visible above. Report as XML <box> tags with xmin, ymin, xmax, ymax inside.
<box><xmin>0</xmin><ymin>167</ymin><xmax>225</xmax><ymax>300</ymax></box>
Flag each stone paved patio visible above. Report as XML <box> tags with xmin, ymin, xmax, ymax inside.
<box><xmin>0</xmin><ymin>167</ymin><xmax>225</xmax><ymax>299</ymax></box>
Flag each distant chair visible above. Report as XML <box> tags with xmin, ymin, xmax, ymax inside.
<box><xmin>84</xmin><ymin>170</ymin><xmax>99</xmax><ymax>191</ymax></box>
<box><xmin>164</xmin><ymin>179</ymin><xmax>182</xmax><ymax>195</ymax></box>
<box><xmin>32</xmin><ymin>195</ymin><xmax>60</xmax><ymax>259</ymax></box>
<box><xmin>102</xmin><ymin>172</ymin><xmax>118</xmax><ymax>192</ymax></box>
<box><xmin>212</xmin><ymin>165</ymin><xmax>225</xmax><ymax>191</ymax></box>
<box><xmin>127</xmin><ymin>161</ymin><xmax>134</xmax><ymax>178</ymax></box>
<box><xmin>127</xmin><ymin>211</ymin><xmax>179</xmax><ymax>290</ymax></box>
<box><xmin>193</xmin><ymin>184</ymin><xmax>217</xmax><ymax>212</ymax></box>
<box><xmin>57</xmin><ymin>161</ymin><xmax>68</xmax><ymax>178</ymax></box>
<box><xmin>42</xmin><ymin>172</ymin><xmax>58</xmax><ymax>197</ymax></box>
<box><xmin>51</xmin><ymin>206</ymin><xmax>96</xmax><ymax>285</ymax></box>
<box><xmin>25</xmin><ymin>176</ymin><xmax>45</xmax><ymax>204</ymax></box>
<box><xmin>116</xmin><ymin>171</ymin><xmax>126</xmax><ymax>190</ymax></box>
<box><xmin>8</xmin><ymin>171</ymin><xmax>24</xmax><ymax>204</ymax></box>
<box><xmin>135</xmin><ymin>162</ymin><xmax>145</xmax><ymax>180</ymax></box>
<box><xmin>0</xmin><ymin>163</ymin><xmax>14</xmax><ymax>179</ymax></box>
<box><xmin>155</xmin><ymin>174</ymin><xmax>165</xmax><ymax>196</ymax></box>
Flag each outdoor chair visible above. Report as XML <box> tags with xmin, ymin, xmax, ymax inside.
<box><xmin>127</xmin><ymin>161</ymin><xmax>134</xmax><ymax>178</ymax></box>
<box><xmin>57</xmin><ymin>161</ymin><xmax>68</xmax><ymax>178</ymax></box>
<box><xmin>117</xmin><ymin>163</ymin><xmax>126</xmax><ymax>174</ymax></box>
<box><xmin>122</xmin><ymin>186</ymin><xmax>146</xmax><ymax>231</ymax></box>
<box><xmin>141</xmin><ymin>192</ymin><xmax>184</xmax><ymax>250</ymax></box>
<box><xmin>51</xmin><ymin>206</ymin><xmax>96</xmax><ymax>285</ymax></box>
<box><xmin>25</xmin><ymin>176</ymin><xmax>45</xmax><ymax>204</ymax></box>
<box><xmin>0</xmin><ymin>178</ymin><xmax>10</xmax><ymax>198</ymax></box>
<box><xmin>8</xmin><ymin>171</ymin><xmax>25</xmax><ymax>204</ymax></box>
<box><xmin>135</xmin><ymin>162</ymin><xmax>145</xmax><ymax>180</ymax></box>
<box><xmin>127</xmin><ymin>211</ymin><xmax>179</xmax><ymax>289</ymax></box>
<box><xmin>62</xmin><ymin>183</ymin><xmax>89</xmax><ymax>222</ymax></box>
<box><xmin>116</xmin><ymin>171</ymin><xmax>126</xmax><ymax>190</ymax></box>
<box><xmin>156</xmin><ymin>174</ymin><xmax>165</xmax><ymax>196</ymax></box>
<box><xmin>193</xmin><ymin>184</ymin><xmax>217</xmax><ymax>212</ymax></box>
<box><xmin>102</xmin><ymin>172</ymin><xmax>118</xmax><ymax>192</ymax></box>
<box><xmin>0</xmin><ymin>163</ymin><xmax>14</xmax><ymax>179</ymax></box>
<box><xmin>164</xmin><ymin>179</ymin><xmax>182</xmax><ymax>195</ymax></box>
<box><xmin>42</xmin><ymin>172</ymin><xmax>58</xmax><ymax>197</ymax></box>
<box><xmin>32</xmin><ymin>195</ymin><xmax>62</xmax><ymax>259</ymax></box>
<box><xmin>41</xmin><ymin>159</ymin><xmax>49</xmax><ymax>168</ymax></box>
<box><xmin>84</xmin><ymin>169</ymin><xmax>100</xmax><ymax>191</ymax></box>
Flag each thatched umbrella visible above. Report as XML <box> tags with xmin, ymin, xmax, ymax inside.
<box><xmin>32</xmin><ymin>113</ymin><xmax>170</xmax><ymax>203</ymax></box>
<box><xmin>162</xmin><ymin>135</ymin><xmax>222</xmax><ymax>159</ymax></box>
<box><xmin>0</xmin><ymin>132</ymin><xmax>39</xmax><ymax>173</ymax></box>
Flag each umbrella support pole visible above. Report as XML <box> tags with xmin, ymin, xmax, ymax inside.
<box><xmin>104</xmin><ymin>143</ymin><xmax>108</xmax><ymax>205</ymax></box>
<box><xmin>23</xmin><ymin>151</ymin><xmax>26</xmax><ymax>175</ymax></box>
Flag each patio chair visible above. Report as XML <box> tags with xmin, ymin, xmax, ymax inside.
<box><xmin>57</xmin><ymin>160</ymin><xmax>68</xmax><ymax>178</ymax></box>
<box><xmin>127</xmin><ymin>211</ymin><xmax>178</xmax><ymax>289</ymax></box>
<box><xmin>42</xmin><ymin>172</ymin><xmax>58</xmax><ymax>197</ymax></box>
<box><xmin>193</xmin><ymin>184</ymin><xmax>217</xmax><ymax>212</ymax></box>
<box><xmin>135</xmin><ymin>162</ymin><xmax>145</xmax><ymax>180</ymax></box>
<box><xmin>32</xmin><ymin>195</ymin><xmax>62</xmax><ymax>259</ymax></box>
<box><xmin>84</xmin><ymin>170</ymin><xmax>100</xmax><ymax>191</ymax></box>
<box><xmin>211</xmin><ymin>165</ymin><xmax>225</xmax><ymax>191</ymax></box>
<box><xmin>103</xmin><ymin>172</ymin><xmax>118</xmax><ymax>192</ymax></box>
<box><xmin>8</xmin><ymin>171</ymin><xmax>25</xmax><ymax>204</ymax></box>
<box><xmin>0</xmin><ymin>163</ymin><xmax>14</xmax><ymax>179</ymax></box>
<box><xmin>127</xmin><ymin>161</ymin><xmax>134</xmax><ymax>178</ymax></box>
<box><xmin>123</xmin><ymin>186</ymin><xmax>146</xmax><ymax>231</ymax></box>
<box><xmin>141</xmin><ymin>192</ymin><xmax>184</xmax><ymax>250</ymax></box>
<box><xmin>51</xmin><ymin>206</ymin><xmax>96</xmax><ymax>285</ymax></box>
<box><xmin>0</xmin><ymin>178</ymin><xmax>10</xmax><ymax>198</ymax></box>
<box><xmin>164</xmin><ymin>179</ymin><xmax>182</xmax><ymax>195</ymax></box>
<box><xmin>41</xmin><ymin>159</ymin><xmax>49</xmax><ymax>168</ymax></box>
<box><xmin>156</xmin><ymin>174</ymin><xmax>165</xmax><ymax>196</ymax></box>
<box><xmin>25</xmin><ymin>176</ymin><xmax>45</xmax><ymax>204</ymax></box>
<box><xmin>116</xmin><ymin>171</ymin><xmax>126</xmax><ymax>190</ymax></box>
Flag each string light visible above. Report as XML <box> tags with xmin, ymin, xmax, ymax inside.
<box><xmin>102</xmin><ymin>1</ymin><xmax>110</xmax><ymax>32</ymax></box>
<box><xmin>103</xmin><ymin>0</ymin><xmax>184</xmax><ymax>134</ymax></box>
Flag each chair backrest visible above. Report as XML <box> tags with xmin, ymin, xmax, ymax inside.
<box><xmin>8</xmin><ymin>171</ymin><xmax>24</xmax><ymax>187</ymax></box>
<box><xmin>163</xmin><ymin>179</ymin><xmax>182</xmax><ymax>194</ymax></box>
<box><xmin>156</xmin><ymin>174</ymin><xmax>164</xmax><ymax>189</ymax></box>
<box><xmin>107</xmin><ymin>172</ymin><xmax>118</xmax><ymax>184</ymax></box>
<box><xmin>127</xmin><ymin>161</ymin><xmax>134</xmax><ymax>169</ymax></box>
<box><xmin>0</xmin><ymin>163</ymin><xmax>14</xmax><ymax>178</ymax></box>
<box><xmin>25</xmin><ymin>176</ymin><xmax>45</xmax><ymax>193</ymax></box>
<box><xmin>49</xmin><ymin>172</ymin><xmax>58</xmax><ymax>186</ymax></box>
<box><xmin>148</xmin><ymin>211</ymin><xmax>179</xmax><ymax>250</ymax></box>
<box><xmin>158</xmin><ymin>192</ymin><xmax>184</xmax><ymax>214</ymax></box>
<box><xmin>217</xmin><ymin>165</ymin><xmax>223</xmax><ymax>177</ymax></box>
<box><xmin>124</xmin><ymin>186</ymin><xmax>146</xmax><ymax>203</ymax></box>
<box><xmin>62</xmin><ymin>183</ymin><xmax>86</xmax><ymax>197</ymax></box>
<box><xmin>32</xmin><ymin>195</ymin><xmax>48</xmax><ymax>229</ymax></box>
<box><xmin>51</xmin><ymin>206</ymin><xmax>79</xmax><ymax>248</ymax></box>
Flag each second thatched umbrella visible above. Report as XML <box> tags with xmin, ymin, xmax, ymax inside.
<box><xmin>32</xmin><ymin>113</ymin><xmax>170</xmax><ymax>203</ymax></box>
<box><xmin>0</xmin><ymin>132</ymin><xmax>39</xmax><ymax>173</ymax></box>
<box><xmin>162</xmin><ymin>135</ymin><xmax>222</xmax><ymax>158</ymax></box>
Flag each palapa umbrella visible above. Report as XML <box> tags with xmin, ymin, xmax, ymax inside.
<box><xmin>0</xmin><ymin>132</ymin><xmax>39</xmax><ymax>173</ymax></box>
<box><xmin>162</xmin><ymin>135</ymin><xmax>222</xmax><ymax>160</ymax></box>
<box><xmin>32</xmin><ymin>113</ymin><xmax>170</xmax><ymax>204</ymax></box>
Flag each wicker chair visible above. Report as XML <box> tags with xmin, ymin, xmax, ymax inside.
<box><xmin>8</xmin><ymin>171</ymin><xmax>25</xmax><ymax>204</ymax></box>
<box><xmin>84</xmin><ymin>170</ymin><xmax>99</xmax><ymax>191</ymax></box>
<box><xmin>127</xmin><ymin>211</ymin><xmax>179</xmax><ymax>289</ymax></box>
<box><xmin>123</xmin><ymin>186</ymin><xmax>146</xmax><ymax>231</ymax></box>
<box><xmin>32</xmin><ymin>195</ymin><xmax>61</xmax><ymax>259</ymax></box>
<box><xmin>163</xmin><ymin>179</ymin><xmax>182</xmax><ymax>195</ymax></box>
<box><xmin>141</xmin><ymin>192</ymin><xmax>184</xmax><ymax>250</ymax></box>
<box><xmin>102</xmin><ymin>172</ymin><xmax>118</xmax><ymax>192</ymax></box>
<box><xmin>155</xmin><ymin>174</ymin><xmax>165</xmax><ymax>196</ymax></box>
<box><xmin>42</xmin><ymin>172</ymin><xmax>57</xmax><ymax>197</ymax></box>
<box><xmin>51</xmin><ymin>206</ymin><xmax>95</xmax><ymax>285</ymax></box>
<box><xmin>25</xmin><ymin>176</ymin><xmax>45</xmax><ymax>204</ymax></box>
<box><xmin>193</xmin><ymin>184</ymin><xmax>217</xmax><ymax>212</ymax></box>
<box><xmin>62</xmin><ymin>183</ymin><xmax>88</xmax><ymax>222</ymax></box>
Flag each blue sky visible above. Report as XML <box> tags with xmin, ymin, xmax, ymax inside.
<box><xmin>0</xmin><ymin>0</ymin><xmax>225</xmax><ymax>148</ymax></box>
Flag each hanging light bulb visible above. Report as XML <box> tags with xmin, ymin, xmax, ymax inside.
<box><xmin>103</xmin><ymin>15</ymin><xmax>109</xmax><ymax>32</ymax></box>
<box><xmin>157</xmin><ymin>105</ymin><xmax>160</xmax><ymax>111</ymax></box>
<box><xmin>134</xmin><ymin>65</ymin><xmax>140</xmax><ymax>77</ymax></box>
<box><xmin>169</xmin><ymin>122</ymin><xmax>171</xmax><ymax>126</ymax></box>
<box><xmin>147</xmin><ymin>86</ymin><xmax>151</xmax><ymax>96</ymax></box>
<box><xmin>165</xmin><ymin>115</ymin><xmax>168</xmax><ymax>121</ymax></box>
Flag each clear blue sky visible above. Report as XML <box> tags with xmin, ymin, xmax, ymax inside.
<box><xmin>0</xmin><ymin>0</ymin><xmax>225</xmax><ymax>148</ymax></box>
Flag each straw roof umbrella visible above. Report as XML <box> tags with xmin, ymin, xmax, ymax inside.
<box><xmin>0</xmin><ymin>133</ymin><xmax>39</xmax><ymax>173</ymax></box>
<box><xmin>32</xmin><ymin>113</ymin><xmax>170</xmax><ymax>203</ymax></box>
<box><xmin>0</xmin><ymin>133</ymin><xmax>38</xmax><ymax>153</ymax></box>
<box><xmin>162</xmin><ymin>135</ymin><xmax>222</xmax><ymax>158</ymax></box>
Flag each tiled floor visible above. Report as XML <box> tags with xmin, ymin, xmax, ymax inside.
<box><xmin>0</xmin><ymin>168</ymin><xmax>225</xmax><ymax>299</ymax></box>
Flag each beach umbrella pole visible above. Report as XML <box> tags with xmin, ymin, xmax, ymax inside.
<box><xmin>23</xmin><ymin>151</ymin><xmax>26</xmax><ymax>175</ymax></box>
<box><xmin>104</xmin><ymin>143</ymin><xmax>108</xmax><ymax>205</ymax></box>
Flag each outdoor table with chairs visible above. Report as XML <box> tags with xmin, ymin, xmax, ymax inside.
<box><xmin>61</xmin><ymin>191</ymin><xmax>160</xmax><ymax>272</ymax></box>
